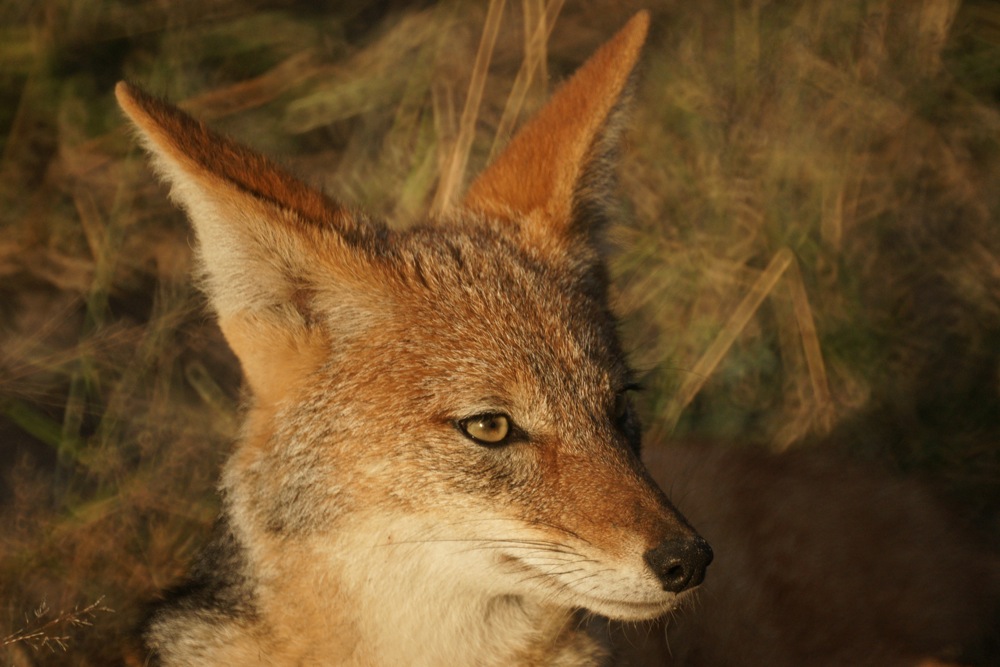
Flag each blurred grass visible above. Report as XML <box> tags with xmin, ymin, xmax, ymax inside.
<box><xmin>1</xmin><ymin>0</ymin><xmax>998</xmax><ymax>663</ymax></box>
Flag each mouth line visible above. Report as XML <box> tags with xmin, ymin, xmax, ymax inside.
<box><xmin>501</xmin><ymin>554</ymin><xmax>677</xmax><ymax>616</ymax></box>
<box><xmin>576</xmin><ymin>591</ymin><xmax>677</xmax><ymax>616</ymax></box>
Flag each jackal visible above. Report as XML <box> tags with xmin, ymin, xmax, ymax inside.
<box><xmin>117</xmin><ymin>12</ymin><xmax>712</xmax><ymax>666</ymax></box>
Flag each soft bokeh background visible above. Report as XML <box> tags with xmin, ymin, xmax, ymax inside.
<box><xmin>1</xmin><ymin>0</ymin><xmax>999</xmax><ymax>663</ymax></box>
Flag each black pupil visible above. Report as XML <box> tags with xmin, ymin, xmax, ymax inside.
<box><xmin>480</xmin><ymin>417</ymin><xmax>502</xmax><ymax>434</ymax></box>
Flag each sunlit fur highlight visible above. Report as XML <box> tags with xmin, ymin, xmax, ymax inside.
<box><xmin>117</xmin><ymin>12</ymin><xmax>712</xmax><ymax>666</ymax></box>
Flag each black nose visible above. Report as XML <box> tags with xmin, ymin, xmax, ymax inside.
<box><xmin>643</xmin><ymin>536</ymin><xmax>713</xmax><ymax>593</ymax></box>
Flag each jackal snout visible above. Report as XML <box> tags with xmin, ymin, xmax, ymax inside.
<box><xmin>545</xmin><ymin>439</ymin><xmax>710</xmax><ymax>611</ymax></box>
<box><xmin>644</xmin><ymin>536</ymin><xmax>713</xmax><ymax>593</ymax></box>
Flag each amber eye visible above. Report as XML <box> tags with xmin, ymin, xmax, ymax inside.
<box><xmin>458</xmin><ymin>413</ymin><xmax>511</xmax><ymax>445</ymax></box>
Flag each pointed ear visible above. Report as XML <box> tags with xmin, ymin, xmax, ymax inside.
<box><xmin>116</xmin><ymin>82</ymin><xmax>372</xmax><ymax>404</ymax></box>
<box><xmin>462</xmin><ymin>11</ymin><xmax>649</xmax><ymax>256</ymax></box>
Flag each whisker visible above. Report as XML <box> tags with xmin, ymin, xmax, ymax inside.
<box><xmin>370</xmin><ymin>536</ymin><xmax>572</xmax><ymax>551</ymax></box>
<box><xmin>515</xmin><ymin>567</ymin><xmax>586</xmax><ymax>584</ymax></box>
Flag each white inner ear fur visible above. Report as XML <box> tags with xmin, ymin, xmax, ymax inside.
<box><xmin>136</xmin><ymin>138</ymin><xmax>386</xmax><ymax>339</ymax></box>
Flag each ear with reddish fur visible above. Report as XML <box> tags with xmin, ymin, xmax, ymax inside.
<box><xmin>115</xmin><ymin>82</ymin><xmax>379</xmax><ymax>405</ymax></box>
<box><xmin>463</xmin><ymin>11</ymin><xmax>649</xmax><ymax>258</ymax></box>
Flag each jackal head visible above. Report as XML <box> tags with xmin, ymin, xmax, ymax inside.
<box><xmin>117</xmin><ymin>11</ymin><xmax>710</xmax><ymax>623</ymax></box>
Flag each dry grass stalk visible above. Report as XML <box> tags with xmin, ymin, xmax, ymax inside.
<box><xmin>431</xmin><ymin>0</ymin><xmax>507</xmax><ymax>216</ymax></box>
<box><xmin>785</xmin><ymin>257</ymin><xmax>833</xmax><ymax>437</ymax></box>
<box><xmin>663</xmin><ymin>248</ymin><xmax>794</xmax><ymax>432</ymax></box>
<box><xmin>488</xmin><ymin>0</ymin><xmax>565</xmax><ymax>161</ymax></box>
<box><xmin>522</xmin><ymin>0</ymin><xmax>549</xmax><ymax>97</ymax></box>
<box><xmin>2</xmin><ymin>598</ymin><xmax>112</xmax><ymax>653</ymax></box>
<box><xmin>184</xmin><ymin>51</ymin><xmax>324</xmax><ymax>121</ymax></box>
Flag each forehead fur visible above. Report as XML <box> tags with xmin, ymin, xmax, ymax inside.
<box><xmin>320</xmin><ymin>214</ymin><xmax>631</xmax><ymax>412</ymax></box>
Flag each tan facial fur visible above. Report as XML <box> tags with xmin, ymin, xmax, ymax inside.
<box><xmin>118</xmin><ymin>11</ymin><xmax>711</xmax><ymax>666</ymax></box>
